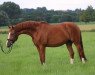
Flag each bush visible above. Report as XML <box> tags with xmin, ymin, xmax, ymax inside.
<box><xmin>0</xmin><ymin>30</ymin><xmax>8</xmax><ymax>34</ymax></box>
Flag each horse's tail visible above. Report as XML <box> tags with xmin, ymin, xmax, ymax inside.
<box><xmin>80</xmin><ymin>32</ymin><xmax>87</xmax><ymax>60</ymax></box>
<box><xmin>80</xmin><ymin>32</ymin><xmax>83</xmax><ymax>49</ymax></box>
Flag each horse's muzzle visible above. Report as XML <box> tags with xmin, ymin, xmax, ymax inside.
<box><xmin>6</xmin><ymin>39</ymin><xmax>13</xmax><ymax>48</ymax></box>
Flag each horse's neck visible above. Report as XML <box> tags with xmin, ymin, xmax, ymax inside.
<box><xmin>15</xmin><ymin>22</ymin><xmax>48</xmax><ymax>37</ymax></box>
<box><xmin>17</xmin><ymin>29</ymin><xmax>34</xmax><ymax>36</ymax></box>
<box><xmin>15</xmin><ymin>22</ymin><xmax>39</xmax><ymax>36</ymax></box>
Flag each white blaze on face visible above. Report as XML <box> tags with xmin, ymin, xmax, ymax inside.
<box><xmin>6</xmin><ymin>32</ymin><xmax>11</xmax><ymax>46</ymax></box>
<box><xmin>8</xmin><ymin>32</ymin><xmax>11</xmax><ymax>39</ymax></box>
<box><xmin>6</xmin><ymin>40</ymin><xmax>8</xmax><ymax>46</ymax></box>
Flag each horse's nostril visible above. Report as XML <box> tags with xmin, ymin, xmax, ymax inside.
<box><xmin>7</xmin><ymin>43</ymin><xmax>10</xmax><ymax>47</ymax></box>
<box><xmin>6</xmin><ymin>42</ymin><xmax>12</xmax><ymax>48</ymax></box>
<box><xmin>6</xmin><ymin>43</ymin><xmax>9</xmax><ymax>47</ymax></box>
<box><xmin>6</xmin><ymin>44</ymin><xmax>9</xmax><ymax>47</ymax></box>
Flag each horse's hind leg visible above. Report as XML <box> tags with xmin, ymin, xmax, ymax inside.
<box><xmin>74</xmin><ymin>43</ymin><xmax>87</xmax><ymax>63</ymax></box>
<box><xmin>66</xmin><ymin>41</ymin><xmax>74</xmax><ymax>64</ymax></box>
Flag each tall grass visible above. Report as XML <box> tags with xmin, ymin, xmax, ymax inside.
<box><xmin>0</xmin><ymin>32</ymin><xmax>95</xmax><ymax>75</ymax></box>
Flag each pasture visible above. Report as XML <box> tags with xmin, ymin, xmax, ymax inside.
<box><xmin>0</xmin><ymin>24</ymin><xmax>95</xmax><ymax>75</ymax></box>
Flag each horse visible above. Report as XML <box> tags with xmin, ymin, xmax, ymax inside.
<box><xmin>6</xmin><ymin>21</ymin><xmax>87</xmax><ymax>64</ymax></box>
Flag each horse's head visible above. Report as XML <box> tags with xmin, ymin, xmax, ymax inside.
<box><xmin>6</xmin><ymin>26</ymin><xmax>18</xmax><ymax>48</ymax></box>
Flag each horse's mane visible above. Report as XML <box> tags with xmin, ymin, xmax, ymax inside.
<box><xmin>14</xmin><ymin>21</ymin><xmax>48</xmax><ymax>31</ymax></box>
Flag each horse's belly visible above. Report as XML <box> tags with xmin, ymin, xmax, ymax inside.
<box><xmin>46</xmin><ymin>41</ymin><xmax>66</xmax><ymax>47</ymax></box>
<box><xmin>47</xmin><ymin>36</ymin><xmax>68</xmax><ymax>47</ymax></box>
<box><xmin>46</xmin><ymin>27</ymin><xmax>69</xmax><ymax>47</ymax></box>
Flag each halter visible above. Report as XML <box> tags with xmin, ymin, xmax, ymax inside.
<box><xmin>7</xmin><ymin>39</ymin><xmax>14</xmax><ymax>42</ymax></box>
<box><xmin>0</xmin><ymin>40</ymin><xmax>12</xmax><ymax>54</ymax></box>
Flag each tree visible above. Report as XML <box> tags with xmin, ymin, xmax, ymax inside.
<box><xmin>79</xmin><ymin>5</ymin><xmax>94</xmax><ymax>23</ymax></box>
<box><xmin>86</xmin><ymin>5</ymin><xmax>94</xmax><ymax>21</ymax></box>
<box><xmin>92</xmin><ymin>11</ymin><xmax>95</xmax><ymax>21</ymax></box>
<box><xmin>60</xmin><ymin>14</ymin><xmax>72</xmax><ymax>22</ymax></box>
<box><xmin>50</xmin><ymin>15</ymin><xmax>61</xmax><ymax>23</ymax></box>
<box><xmin>0</xmin><ymin>11</ymin><xmax>10</xmax><ymax>26</ymax></box>
<box><xmin>0</xmin><ymin>2</ymin><xmax>21</xmax><ymax>19</ymax></box>
<box><xmin>20</xmin><ymin>5</ymin><xmax>95</xmax><ymax>23</ymax></box>
<box><xmin>80</xmin><ymin>10</ymin><xmax>90</xmax><ymax>23</ymax></box>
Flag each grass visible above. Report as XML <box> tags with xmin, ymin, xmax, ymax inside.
<box><xmin>0</xmin><ymin>32</ymin><xmax>95</xmax><ymax>75</ymax></box>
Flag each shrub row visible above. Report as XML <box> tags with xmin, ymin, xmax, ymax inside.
<box><xmin>0</xmin><ymin>30</ymin><xmax>8</xmax><ymax>34</ymax></box>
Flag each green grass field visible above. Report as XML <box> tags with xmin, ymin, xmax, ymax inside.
<box><xmin>0</xmin><ymin>31</ymin><xmax>95</xmax><ymax>75</ymax></box>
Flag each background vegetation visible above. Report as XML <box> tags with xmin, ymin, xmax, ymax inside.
<box><xmin>0</xmin><ymin>2</ymin><xmax>95</xmax><ymax>26</ymax></box>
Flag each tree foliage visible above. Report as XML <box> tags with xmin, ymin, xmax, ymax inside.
<box><xmin>80</xmin><ymin>6</ymin><xmax>95</xmax><ymax>23</ymax></box>
<box><xmin>0</xmin><ymin>1</ymin><xmax>95</xmax><ymax>26</ymax></box>
<box><xmin>0</xmin><ymin>11</ymin><xmax>10</xmax><ymax>26</ymax></box>
<box><xmin>21</xmin><ymin>8</ymin><xmax>79</xmax><ymax>23</ymax></box>
<box><xmin>0</xmin><ymin>2</ymin><xmax>21</xmax><ymax>19</ymax></box>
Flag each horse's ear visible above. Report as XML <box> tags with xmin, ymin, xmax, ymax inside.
<box><xmin>11</xmin><ymin>26</ymin><xmax>14</xmax><ymax>29</ymax></box>
<box><xmin>8</xmin><ymin>26</ymin><xmax>14</xmax><ymax>29</ymax></box>
<box><xmin>8</xmin><ymin>26</ymin><xmax>11</xmax><ymax>28</ymax></box>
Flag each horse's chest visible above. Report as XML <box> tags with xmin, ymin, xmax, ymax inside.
<box><xmin>32</xmin><ymin>31</ymin><xmax>47</xmax><ymax>45</ymax></box>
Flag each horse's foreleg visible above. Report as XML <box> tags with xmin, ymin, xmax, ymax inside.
<box><xmin>36</xmin><ymin>45</ymin><xmax>46</xmax><ymax>65</ymax></box>
<box><xmin>66</xmin><ymin>42</ymin><xmax>74</xmax><ymax>64</ymax></box>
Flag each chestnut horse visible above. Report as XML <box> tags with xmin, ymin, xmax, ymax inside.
<box><xmin>6</xmin><ymin>21</ymin><xmax>87</xmax><ymax>64</ymax></box>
